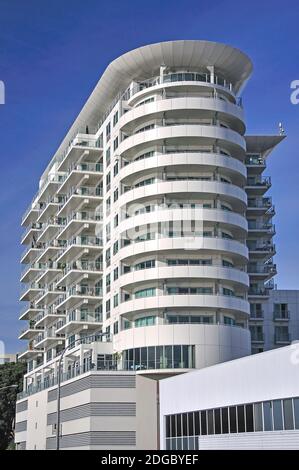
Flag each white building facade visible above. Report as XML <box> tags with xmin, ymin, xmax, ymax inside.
<box><xmin>16</xmin><ymin>40</ymin><xmax>291</xmax><ymax>450</ymax></box>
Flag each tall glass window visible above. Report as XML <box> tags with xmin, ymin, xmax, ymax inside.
<box><xmin>263</xmin><ymin>401</ymin><xmax>273</xmax><ymax>431</ymax></box>
<box><xmin>229</xmin><ymin>406</ymin><xmax>237</xmax><ymax>433</ymax></box>
<box><xmin>273</xmin><ymin>400</ymin><xmax>283</xmax><ymax>430</ymax></box>
<box><xmin>294</xmin><ymin>398</ymin><xmax>299</xmax><ymax>429</ymax></box>
<box><xmin>283</xmin><ymin>399</ymin><xmax>294</xmax><ymax>430</ymax></box>
<box><xmin>254</xmin><ymin>402</ymin><xmax>263</xmax><ymax>431</ymax></box>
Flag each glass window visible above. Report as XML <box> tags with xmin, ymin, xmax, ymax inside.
<box><xmin>176</xmin><ymin>414</ymin><xmax>182</xmax><ymax>437</ymax></box>
<box><xmin>229</xmin><ymin>406</ymin><xmax>237</xmax><ymax>433</ymax></box>
<box><xmin>194</xmin><ymin>411</ymin><xmax>200</xmax><ymax>435</ymax></box>
<box><xmin>214</xmin><ymin>408</ymin><xmax>221</xmax><ymax>434</ymax></box>
<box><xmin>182</xmin><ymin>413</ymin><xmax>188</xmax><ymax>436</ymax></box>
<box><xmin>245</xmin><ymin>404</ymin><xmax>254</xmax><ymax>432</ymax></box>
<box><xmin>254</xmin><ymin>403</ymin><xmax>263</xmax><ymax>431</ymax></box>
<box><xmin>273</xmin><ymin>400</ymin><xmax>283</xmax><ymax>430</ymax></box>
<box><xmin>200</xmin><ymin>410</ymin><xmax>207</xmax><ymax>435</ymax></box>
<box><xmin>283</xmin><ymin>399</ymin><xmax>294</xmax><ymax>430</ymax></box>
<box><xmin>222</xmin><ymin>408</ymin><xmax>229</xmax><ymax>434</ymax></box>
<box><xmin>294</xmin><ymin>398</ymin><xmax>299</xmax><ymax>429</ymax></box>
<box><xmin>207</xmin><ymin>409</ymin><xmax>214</xmax><ymax>434</ymax></box>
<box><xmin>148</xmin><ymin>346</ymin><xmax>155</xmax><ymax>369</ymax></box>
<box><xmin>170</xmin><ymin>415</ymin><xmax>176</xmax><ymax>438</ymax></box>
<box><xmin>237</xmin><ymin>405</ymin><xmax>245</xmax><ymax>432</ymax></box>
<box><xmin>188</xmin><ymin>412</ymin><xmax>194</xmax><ymax>436</ymax></box>
<box><xmin>166</xmin><ymin>416</ymin><xmax>171</xmax><ymax>438</ymax></box>
<box><xmin>165</xmin><ymin>345</ymin><xmax>173</xmax><ymax>368</ymax></box>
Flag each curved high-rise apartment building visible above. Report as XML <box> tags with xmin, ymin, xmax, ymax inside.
<box><xmin>19</xmin><ymin>41</ymin><xmax>283</xmax><ymax>395</ymax></box>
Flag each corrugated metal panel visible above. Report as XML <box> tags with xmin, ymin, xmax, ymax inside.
<box><xmin>47</xmin><ymin>402</ymin><xmax>136</xmax><ymax>424</ymax></box>
<box><xmin>48</xmin><ymin>374</ymin><xmax>136</xmax><ymax>402</ymax></box>
<box><xmin>46</xmin><ymin>431</ymin><xmax>136</xmax><ymax>449</ymax></box>
<box><xmin>16</xmin><ymin>400</ymin><xmax>28</xmax><ymax>413</ymax></box>
<box><xmin>15</xmin><ymin>421</ymin><xmax>27</xmax><ymax>432</ymax></box>
<box><xmin>197</xmin><ymin>431</ymin><xmax>299</xmax><ymax>449</ymax></box>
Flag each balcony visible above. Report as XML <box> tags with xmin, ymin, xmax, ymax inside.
<box><xmin>55</xmin><ymin>285</ymin><xmax>103</xmax><ymax>310</ymax></box>
<box><xmin>21</xmin><ymin>222</ymin><xmax>42</xmax><ymax>245</ymax></box>
<box><xmin>248</xmin><ymin>288</ymin><xmax>270</xmax><ymax>298</ymax></box>
<box><xmin>36</xmin><ymin>174</ymin><xmax>64</xmax><ymax>204</ymax></box>
<box><xmin>20</xmin><ymin>262</ymin><xmax>46</xmax><ymax>283</ymax></box>
<box><xmin>248</xmin><ymin>243</ymin><xmax>276</xmax><ymax>259</ymax></box>
<box><xmin>57</xmin><ymin>260</ymin><xmax>103</xmax><ymax>285</ymax></box>
<box><xmin>19</xmin><ymin>282</ymin><xmax>44</xmax><ymax>302</ymax></box>
<box><xmin>36</xmin><ymin>218</ymin><xmax>60</xmax><ymax>243</ymax></box>
<box><xmin>274</xmin><ymin>333</ymin><xmax>291</xmax><ymax>344</ymax></box>
<box><xmin>247</xmin><ymin>263</ymin><xmax>277</xmax><ymax>279</ymax></box>
<box><xmin>34</xmin><ymin>330</ymin><xmax>65</xmax><ymax>348</ymax></box>
<box><xmin>245</xmin><ymin>156</ymin><xmax>266</xmax><ymax>174</ymax></box>
<box><xmin>58</xmin><ymin>210</ymin><xmax>103</xmax><ymax>239</ymax></box>
<box><xmin>34</xmin><ymin>310</ymin><xmax>66</xmax><ymax>328</ymax></box>
<box><xmin>273</xmin><ymin>311</ymin><xmax>290</xmax><ymax>321</ymax></box>
<box><xmin>245</xmin><ymin>176</ymin><xmax>271</xmax><ymax>195</ymax></box>
<box><xmin>19</xmin><ymin>304</ymin><xmax>43</xmax><ymax>321</ymax></box>
<box><xmin>57</xmin><ymin>236</ymin><xmax>103</xmax><ymax>263</ymax></box>
<box><xmin>58</xmin><ymin>186</ymin><xmax>103</xmax><ymax>217</ymax></box>
<box><xmin>56</xmin><ymin>310</ymin><xmax>103</xmax><ymax>334</ymax></box>
<box><xmin>58</xmin><ymin>162</ymin><xmax>103</xmax><ymax>193</ymax></box>
<box><xmin>251</xmin><ymin>333</ymin><xmax>264</xmax><ymax>343</ymax></box>
<box><xmin>35</xmin><ymin>284</ymin><xmax>65</xmax><ymax>307</ymax></box>
<box><xmin>36</xmin><ymin>197</ymin><xmax>60</xmax><ymax>224</ymax></box>
<box><xmin>57</xmin><ymin>133</ymin><xmax>103</xmax><ymax>172</ymax></box>
<box><xmin>18</xmin><ymin>321</ymin><xmax>44</xmax><ymax>340</ymax></box>
<box><xmin>20</xmin><ymin>244</ymin><xmax>43</xmax><ymax>264</ymax></box>
<box><xmin>249</xmin><ymin>311</ymin><xmax>264</xmax><ymax>321</ymax></box>
<box><xmin>248</xmin><ymin>222</ymin><xmax>275</xmax><ymax>236</ymax></box>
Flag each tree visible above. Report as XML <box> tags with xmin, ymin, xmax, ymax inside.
<box><xmin>0</xmin><ymin>361</ymin><xmax>26</xmax><ymax>450</ymax></box>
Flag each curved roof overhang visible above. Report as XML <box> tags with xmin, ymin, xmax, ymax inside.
<box><xmin>42</xmin><ymin>40</ymin><xmax>253</xmax><ymax>179</ymax></box>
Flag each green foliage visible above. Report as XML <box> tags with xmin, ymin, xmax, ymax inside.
<box><xmin>0</xmin><ymin>361</ymin><xmax>26</xmax><ymax>450</ymax></box>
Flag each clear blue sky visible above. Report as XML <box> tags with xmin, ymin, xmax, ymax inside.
<box><xmin>1</xmin><ymin>0</ymin><xmax>298</xmax><ymax>352</ymax></box>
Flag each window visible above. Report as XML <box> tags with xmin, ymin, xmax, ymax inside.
<box><xmin>237</xmin><ymin>405</ymin><xmax>245</xmax><ymax>432</ymax></box>
<box><xmin>229</xmin><ymin>406</ymin><xmax>237</xmax><ymax>433</ymax></box>
<box><xmin>106</xmin><ymin>172</ymin><xmax>111</xmax><ymax>191</ymax></box>
<box><xmin>113</xmin><ymin>241</ymin><xmax>119</xmax><ymax>255</ymax></box>
<box><xmin>214</xmin><ymin>408</ymin><xmax>221</xmax><ymax>434</ymax></box>
<box><xmin>113</xmin><ymin>321</ymin><xmax>119</xmax><ymax>335</ymax></box>
<box><xmin>222</xmin><ymin>408</ymin><xmax>229</xmax><ymax>434</ymax></box>
<box><xmin>106</xmin><ymin>147</ymin><xmax>111</xmax><ymax>167</ymax></box>
<box><xmin>283</xmin><ymin>399</ymin><xmax>294</xmax><ymax>430</ymax></box>
<box><xmin>135</xmin><ymin>260</ymin><xmax>155</xmax><ymax>270</ymax></box>
<box><xmin>113</xmin><ymin>111</ymin><xmax>118</xmax><ymax>126</ymax></box>
<box><xmin>273</xmin><ymin>400</ymin><xmax>283</xmax><ymax>430</ymax></box>
<box><xmin>294</xmin><ymin>398</ymin><xmax>299</xmax><ymax>429</ymax></box>
<box><xmin>113</xmin><ymin>267</ymin><xmax>119</xmax><ymax>281</ymax></box>
<box><xmin>135</xmin><ymin>287</ymin><xmax>156</xmax><ymax>298</ymax></box>
<box><xmin>207</xmin><ymin>410</ymin><xmax>214</xmax><ymax>434</ymax></box>
<box><xmin>113</xmin><ymin>136</ymin><xmax>119</xmax><ymax>151</ymax></box>
<box><xmin>254</xmin><ymin>403</ymin><xmax>263</xmax><ymax>431</ymax></box>
<box><xmin>113</xmin><ymin>293</ymin><xmax>119</xmax><ymax>308</ymax></box>
<box><xmin>135</xmin><ymin>316</ymin><xmax>156</xmax><ymax>327</ymax></box>
<box><xmin>113</xmin><ymin>161</ymin><xmax>119</xmax><ymax>176</ymax></box>
<box><xmin>106</xmin><ymin>196</ymin><xmax>111</xmax><ymax>215</ymax></box>
<box><xmin>106</xmin><ymin>122</ymin><xmax>111</xmax><ymax>141</ymax></box>
<box><xmin>113</xmin><ymin>188</ymin><xmax>119</xmax><ymax>202</ymax></box>
<box><xmin>245</xmin><ymin>404</ymin><xmax>254</xmax><ymax>432</ymax></box>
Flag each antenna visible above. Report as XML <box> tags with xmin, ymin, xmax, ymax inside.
<box><xmin>278</xmin><ymin>122</ymin><xmax>285</xmax><ymax>135</ymax></box>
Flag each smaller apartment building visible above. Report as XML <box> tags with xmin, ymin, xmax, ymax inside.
<box><xmin>250</xmin><ymin>290</ymin><xmax>299</xmax><ymax>354</ymax></box>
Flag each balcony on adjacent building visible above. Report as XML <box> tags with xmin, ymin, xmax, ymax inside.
<box><xmin>56</xmin><ymin>310</ymin><xmax>103</xmax><ymax>335</ymax></box>
<box><xmin>56</xmin><ymin>133</ymin><xmax>103</xmax><ymax>172</ymax></box>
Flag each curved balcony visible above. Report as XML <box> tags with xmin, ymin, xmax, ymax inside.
<box><xmin>127</xmin><ymin>74</ymin><xmax>237</xmax><ymax>108</ymax></box>
<box><xmin>119</xmin><ymin>207</ymin><xmax>248</xmax><ymax>238</ymax></box>
<box><xmin>119</xmin><ymin>265</ymin><xmax>249</xmax><ymax>290</ymax></box>
<box><xmin>119</xmin><ymin>235</ymin><xmax>248</xmax><ymax>263</ymax></box>
<box><xmin>58</xmin><ymin>162</ymin><xmax>103</xmax><ymax>194</ymax></box>
<box><xmin>119</xmin><ymin>293</ymin><xmax>250</xmax><ymax>319</ymax></box>
<box><xmin>120</xmin><ymin>97</ymin><xmax>245</xmax><ymax>135</ymax></box>
<box><xmin>119</xmin><ymin>152</ymin><xmax>247</xmax><ymax>184</ymax></box>
<box><xmin>119</xmin><ymin>180</ymin><xmax>247</xmax><ymax>212</ymax></box>
<box><xmin>118</xmin><ymin>125</ymin><xmax>246</xmax><ymax>160</ymax></box>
